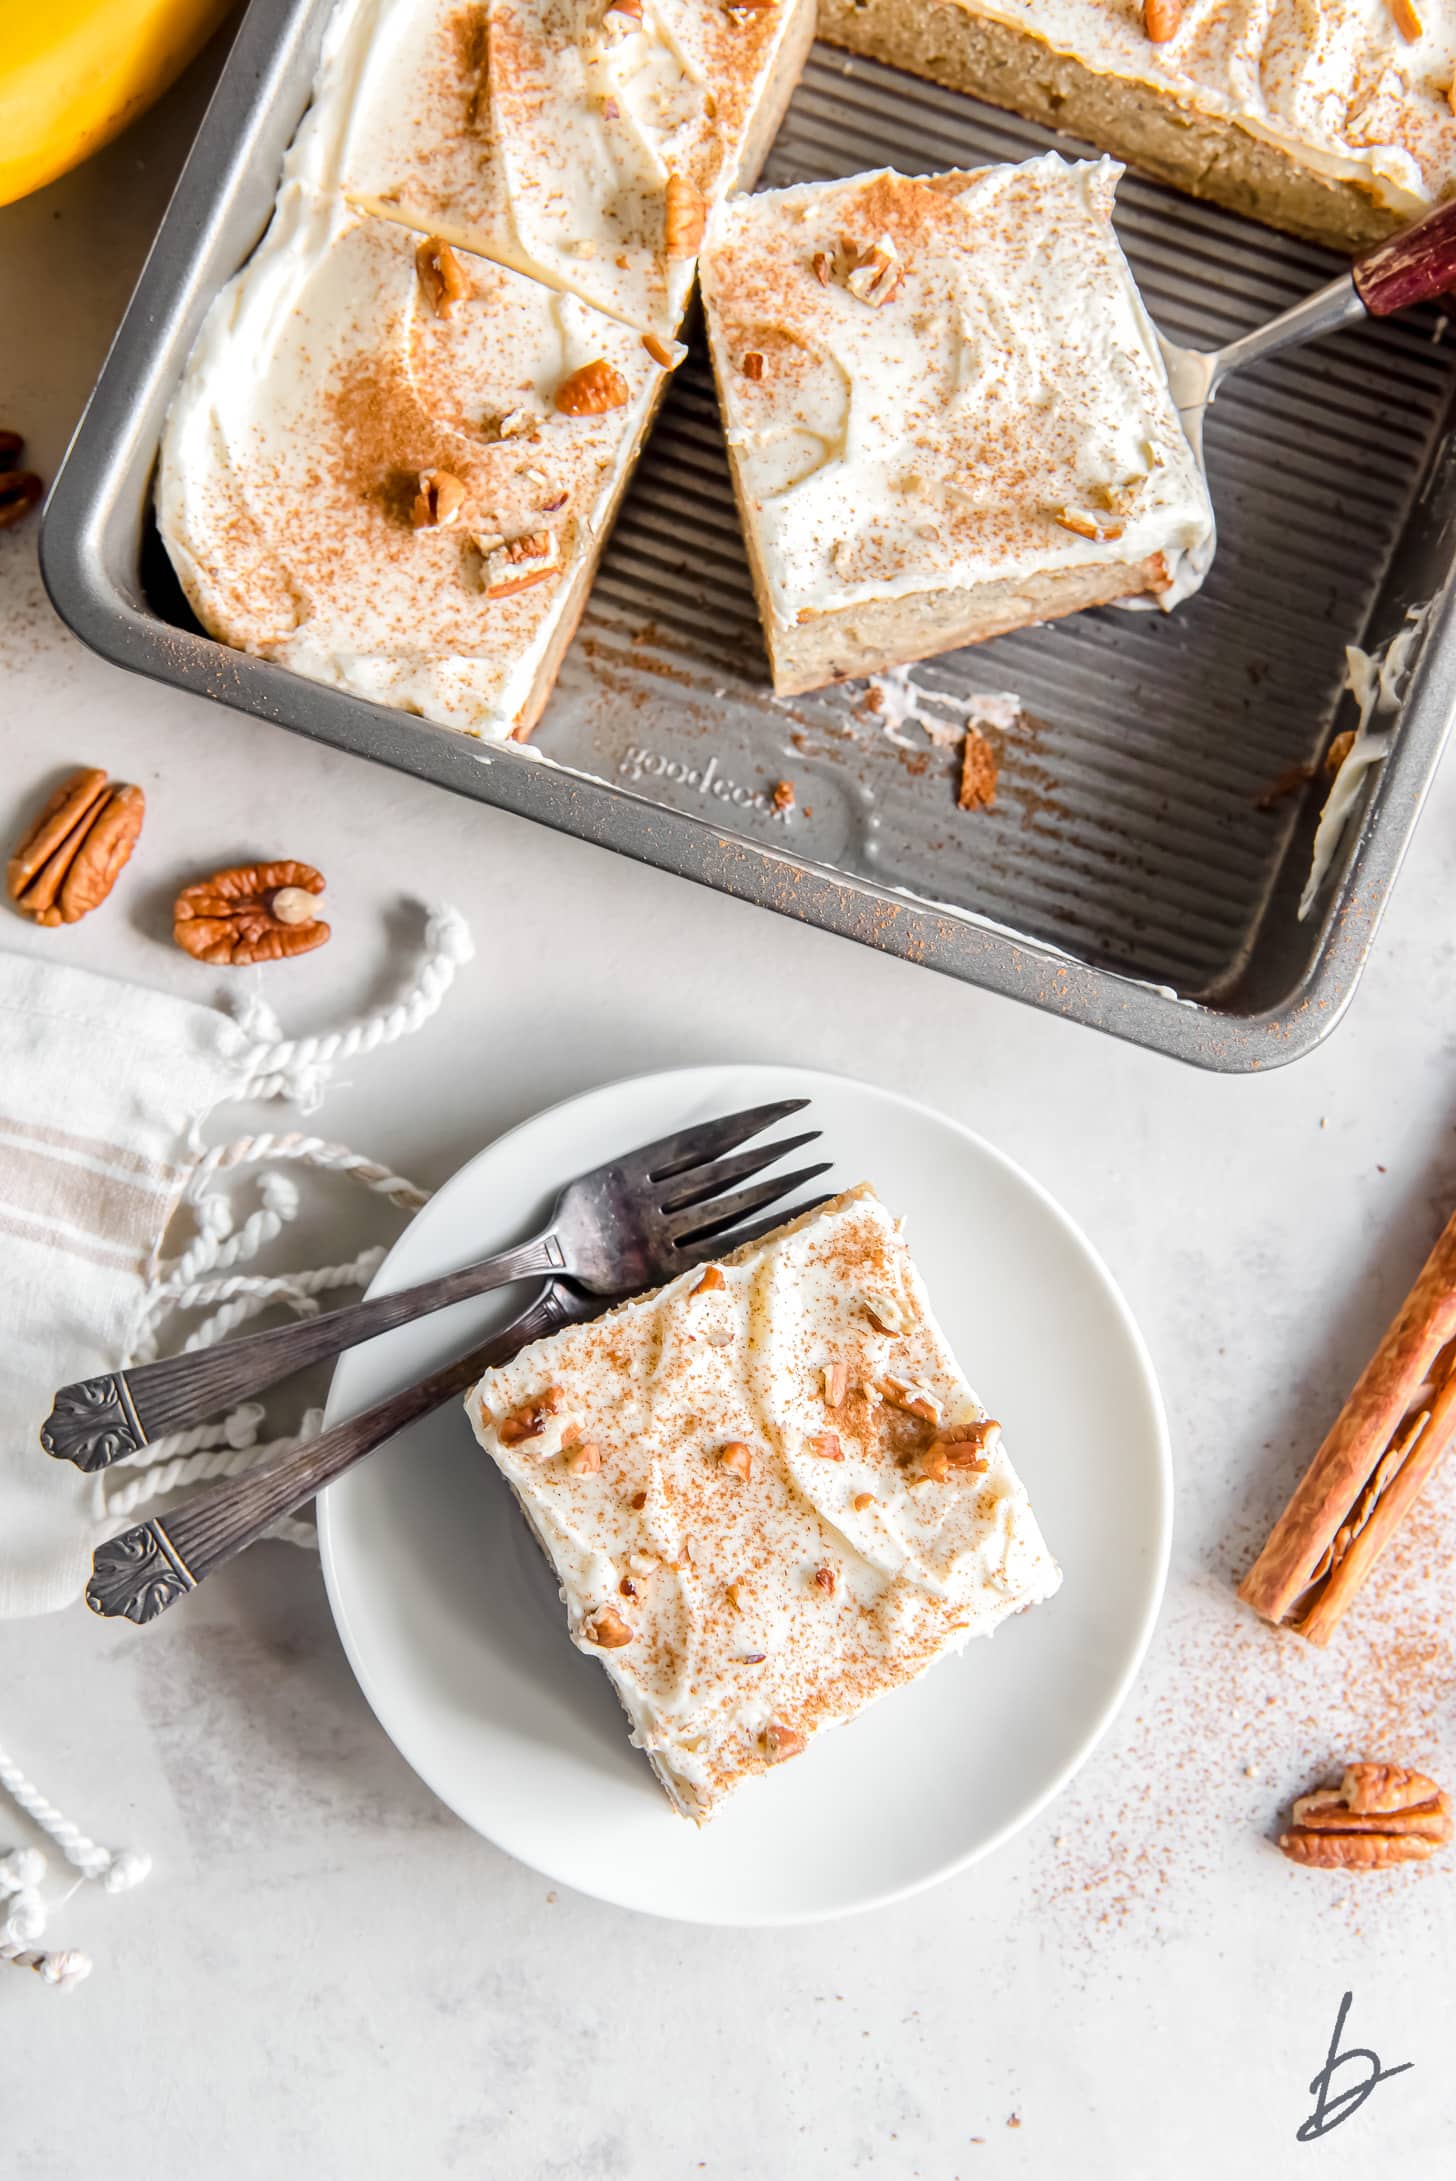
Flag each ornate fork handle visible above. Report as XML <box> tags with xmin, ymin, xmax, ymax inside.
<box><xmin>42</xmin><ymin>1232</ymin><xmax>566</xmax><ymax>1471</ymax></box>
<box><xmin>86</xmin><ymin>1283</ymin><xmax>580</xmax><ymax>1624</ymax></box>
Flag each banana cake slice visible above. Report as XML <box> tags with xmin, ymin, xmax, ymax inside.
<box><xmin>467</xmin><ymin>1183</ymin><xmax>1060</xmax><ymax>1821</ymax></box>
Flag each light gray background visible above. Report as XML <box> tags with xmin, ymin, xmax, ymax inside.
<box><xmin>1</xmin><ymin>36</ymin><xmax>1453</xmax><ymax>2179</ymax></box>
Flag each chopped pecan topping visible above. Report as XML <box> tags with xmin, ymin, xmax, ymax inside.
<box><xmin>920</xmin><ymin>1444</ymin><xmax>950</xmax><ymax>1484</ymax></box>
<box><xmin>959</xmin><ymin>729</ymin><xmax>999</xmax><ymax>813</ymax></box>
<box><xmin>692</xmin><ymin>1265</ymin><xmax>726</xmax><ymax>1295</ymax></box>
<box><xmin>771</xmin><ymin>779</ymin><xmax>795</xmax><ymax>812</ymax></box>
<box><xmin>842</xmin><ymin>234</ymin><xmax>902</xmax><ymax>308</ymax></box>
<box><xmin>863</xmin><ymin>1295</ymin><xmax>904</xmax><ymax>1336</ymax></box>
<box><xmin>762</xmin><ymin>1720</ymin><xmax>805</xmax><ymax>1764</ymax></box>
<box><xmin>878</xmin><ymin>1376</ymin><xmax>940</xmax><ymax>1424</ymax></box>
<box><xmin>555</xmin><ymin>358</ymin><xmax>630</xmax><ymax>415</ymax></box>
<box><xmin>481</xmin><ymin>529</ymin><xmax>561</xmax><ymax>598</ymax></box>
<box><xmin>7</xmin><ymin>769</ymin><xmax>144</xmax><ymax>927</ymax></box>
<box><xmin>724</xmin><ymin>1580</ymin><xmax>744</xmax><ymax>1614</ymax></box>
<box><xmin>584</xmin><ymin>1606</ymin><xmax>634</xmax><ymax>1648</ymax></box>
<box><xmin>822</xmin><ymin>1360</ymin><xmax>849</xmax><ymax>1408</ymax></box>
<box><xmin>807</xmin><ymin>1432</ymin><xmax>843</xmax><ymax>1461</ymax></box>
<box><xmin>1054</xmin><ymin>506</ymin><xmax>1124</xmax><ymax>543</ymax></box>
<box><xmin>932</xmin><ymin>1420</ymin><xmax>1000</xmax><ymax>1471</ymax></box>
<box><xmin>630</xmin><ymin>1490</ymin><xmax>648</xmax><ymax>1511</ymax></box>
<box><xmin>173</xmin><ymin>860</ymin><xmax>328</xmax><ymax>965</ymax></box>
<box><xmin>811</xmin><ymin>1566</ymin><xmax>836</xmax><ymax>1594</ymax></box>
<box><xmin>1142</xmin><ymin>0</ymin><xmax>1181</xmax><ymax>36</ymax></box>
<box><xmin>641</xmin><ymin>331</ymin><xmax>684</xmax><ymax>370</ymax></box>
<box><xmin>852</xmin><ymin>1492</ymin><xmax>875</xmax><ymax>1512</ymax></box>
<box><xmin>664</xmin><ymin>173</ymin><xmax>706</xmax><ymax>259</ymax></box>
<box><xmin>604</xmin><ymin>0</ymin><xmax>642</xmax><ymax>27</ymax></box>
<box><xmin>742</xmin><ymin>350</ymin><xmax>765</xmax><ymax>381</ymax></box>
<box><xmin>563</xmin><ymin>1439</ymin><xmax>603</xmax><ymax>1475</ymax></box>
<box><xmin>415</xmin><ymin>236</ymin><xmax>472</xmax><ymax>318</ymax></box>
<box><xmin>1279</xmin><ymin>1762</ymin><xmax>1452</xmax><ymax>1868</ymax></box>
<box><xmin>811</xmin><ymin>250</ymin><xmax>833</xmax><ymax>286</ymax></box>
<box><xmin>412</xmin><ymin>469</ymin><xmax>466</xmax><ymax>529</ymax></box>
<box><xmin>718</xmin><ymin>1440</ymin><xmax>753</xmax><ymax>1481</ymax></box>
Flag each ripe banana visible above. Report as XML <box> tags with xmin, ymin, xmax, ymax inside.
<box><xmin>0</xmin><ymin>0</ymin><xmax>235</xmax><ymax>209</ymax></box>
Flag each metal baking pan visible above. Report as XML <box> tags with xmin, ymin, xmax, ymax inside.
<box><xmin>41</xmin><ymin>0</ymin><xmax>1456</xmax><ymax>1069</ymax></box>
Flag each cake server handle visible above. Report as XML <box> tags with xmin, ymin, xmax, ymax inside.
<box><xmin>84</xmin><ymin>1280</ymin><xmax>584</xmax><ymax>1624</ymax></box>
<box><xmin>1353</xmin><ymin>198</ymin><xmax>1456</xmax><ymax>318</ymax></box>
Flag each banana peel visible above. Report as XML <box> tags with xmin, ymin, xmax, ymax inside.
<box><xmin>0</xmin><ymin>0</ymin><xmax>235</xmax><ymax>209</ymax></box>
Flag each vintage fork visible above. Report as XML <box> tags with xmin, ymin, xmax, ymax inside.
<box><xmin>43</xmin><ymin>1097</ymin><xmax>828</xmax><ymax>1473</ymax></box>
<box><xmin>84</xmin><ymin>1183</ymin><xmax>828</xmax><ymax>1625</ymax></box>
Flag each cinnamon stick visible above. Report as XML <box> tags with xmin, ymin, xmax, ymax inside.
<box><xmin>1238</xmin><ymin>1206</ymin><xmax>1456</xmax><ymax>1644</ymax></box>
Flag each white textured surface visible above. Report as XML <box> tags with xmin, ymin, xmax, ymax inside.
<box><xmin>1</xmin><ymin>47</ymin><xmax>1455</xmax><ymax>2173</ymax></box>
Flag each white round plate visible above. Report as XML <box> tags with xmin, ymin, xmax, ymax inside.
<box><xmin>319</xmin><ymin>1064</ymin><xmax>1170</xmax><ymax>1925</ymax></box>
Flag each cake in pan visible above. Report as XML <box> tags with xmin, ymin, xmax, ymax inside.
<box><xmin>467</xmin><ymin>1185</ymin><xmax>1061</xmax><ymax>1822</ymax></box>
<box><xmin>698</xmin><ymin>156</ymin><xmax>1213</xmax><ymax>695</ymax></box>
<box><xmin>817</xmin><ymin>0</ymin><xmax>1456</xmax><ymax>251</ymax></box>
<box><xmin>156</xmin><ymin>0</ymin><xmax>813</xmax><ymax>741</ymax></box>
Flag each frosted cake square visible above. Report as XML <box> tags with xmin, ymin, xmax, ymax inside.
<box><xmin>816</xmin><ymin>0</ymin><xmax>1456</xmax><ymax>252</ymax></box>
<box><xmin>467</xmin><ymin>1184</ymin><xmax>1060</xmax><ymax>1821</ymax></box>
<box><xmin>698</xmin><ymin>155</ymin><xmax>1214</xmax><ymax>696</ymax></box>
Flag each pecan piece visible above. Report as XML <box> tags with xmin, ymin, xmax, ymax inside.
<box><xmin>173</xmin><ymin>861</ymin><xmax>329</xmax><ymax>965</ymax></box>
<box><xmin>718</xmin><ymin>1440</ymin><xmax>753</xmax><ymax>1481</ymax></box>
<box><xmin>692</xmin><ymin>1265</ymin><xmax>726</xmax><ymax>1295</ymax></box>
<box><xmin>563</xmin><ymin>1439</ymin><xmax>603</xmax><ymax>1476</ymax></box>
<box><xmin>822</xmin><ymin>1360</ymin><xmax>848</xmax><ymax>1408</ymax></box>
<box><xmin>7</xmin><ymin>769</ymin><xmax>144</xmax><ymax>926</ymax></box>
<box><xmin>480</xmin><ymin>529</ymin><xmax>561</xmax><ymax>598</ymax></box>
<box><xmin>584</xmin><ymin>1606</ymin><xmax>634</xmax><ymax>1648</ymax></box>
<box><xmin>665</xmin><ymin>173</ymin><xmax>706</xmax><ymax>259</ymax></box>
<box><xmin>741</xmin><ymin>350</ymin><xmax>765</xmax><ymax>381</ymax></box>
<box><xmin>842</xmin><ymin>235</ymin><xmax>902</xmax><ymax>307</ymax></box>
<box><xmin>932</xmin><ymin>1420</ymin><xmax>1000</xmax><ymax>1471</ymax></box>
<box><xmin>1054</xmin><ymin>507</ymin><xmax>1125</xmax><ymax>543</ymax></box>
<box><xmin>415</xmin><ymin>236</ymin><xmax>472</xmax><ymax>318</ymax></box>
<box><xmin>762</xmin><ymin>1720</ymin><xmax>805</xmax><ymax>1764</ymax></box>
<box><xmin>555</xmin><ymin>359</ymin><xmax>630</xmax><ymax>415</ymax></box>
<box><xmin>1143</xmin><ymin>0</ymin><xmax>1181</xmax><ymax>36</ymax></box>
<box><xmin>878</xmin><ymin>1375</ymin><xmax>940</xmax><ymax>1424</ymax></box>
<box><xmin>807</xmin><ymin>1431</ymin><xmax>843</xmax><ymax>1461</ymax></box>
<box><xmin>412</xmin><ymin>469</ymin><xmax>466</xmax><ymax>528</ymax></box>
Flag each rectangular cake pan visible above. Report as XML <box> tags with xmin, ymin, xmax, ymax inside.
<box><xmin>41</xmin><ymin>0</ymin><xmax>1456</xmax><ymax>1070</ymax></box>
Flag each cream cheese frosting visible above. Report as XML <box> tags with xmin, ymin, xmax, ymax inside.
<box><xmin>158</xmin><ymin>186</ymin><xmax>659</xmax><ymax>734</ymax></box>
<box><xmin>285</xmin><ymin>0</ymin><xmax>811</xmax><ymax>337</ymax></box>
<box><xmin>946</xmin><ymin>0</ymin><xmax>1456</xmax><ymax>222</ymax></box>
<box><xmin>698</xmin><ymin>156</ymin><xmax>1215</xmax><ymax>638</ymax></box>
<box><xmin>467</xmin><ymin>1184</ymin><xmax>1061</xmax><ymax>1821</ymax></box>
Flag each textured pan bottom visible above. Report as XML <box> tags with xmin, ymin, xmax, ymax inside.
<box><xmin>534</xmin><ymin>49</ymin><xmax>1453</xmax><ymax>1000</ymax></box>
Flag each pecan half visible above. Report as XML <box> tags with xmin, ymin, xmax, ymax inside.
<box><xmin>173</xmin><ymin>861</ymin><xmax>329</xmax><ymax>965</ymax></box>
<box><xmin>1143</xmin><ymin>0</ymin><xmax>1181</xmax><ymax>36</ymax></box>
<box><xmin>555</xmin><ymin>359</ymin><xmax>630</xmax><ymax>415</ymax></box>
<box><xmin>7</xmin><ymin>768</ymin><xmax>144</xmax><ymax>926</ymax></box>
<box><xmin>415</xmin><ymin>236</ymin><xmax>472</xmax><ymax>318</ymax></box>
<box><xmin>665</xmin><ymin>173</ymin><xmax>706</xmax><ymax>259</ymax></box>
<box><xmin>1279</xmin><ymin>1763</ymin><xmax>1452</xmax><ymax>1868</ymax></box>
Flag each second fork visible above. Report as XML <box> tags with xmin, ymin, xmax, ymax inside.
<box><xmin>41</xmin><ymin>1097</ymin><xmax>829</xmax><ymax>1471</ymax></box>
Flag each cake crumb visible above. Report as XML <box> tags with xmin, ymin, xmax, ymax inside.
<box><xmin>771</xmin><ymin>778</ymin><xmax>796</xmax><ymax>812</ymax></box>
<box><xmin>958</xmin><ymin>728</ymin><xmax>998</xmax><ymax>811</ymax></box>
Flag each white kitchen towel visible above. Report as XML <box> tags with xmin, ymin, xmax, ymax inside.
<box><xmin>0</xmin><ymin>904</ymin><xmax>471</xmax><ymax>1618</ymax></box>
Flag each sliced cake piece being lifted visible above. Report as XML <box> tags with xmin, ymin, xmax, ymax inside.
<box><xmin>467</xmin><ymin>1184</ymin><xmax>1061</xmax><ymax>1822</ymax></box>
<box><xmin>698</xmin><ymin>155</ymin><xmax>1214</xmax><ymax>695</ymax></box>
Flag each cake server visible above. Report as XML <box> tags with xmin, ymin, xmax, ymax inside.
<box><xmin>42</xmin><ymin>1097</ymin><xmax>830</xmax><ymax>1471</ymax></box>
<box><xmin>1158</xmin><ymin>198</ymin><xmax>1456</xmax><ymax>581</ymax></box>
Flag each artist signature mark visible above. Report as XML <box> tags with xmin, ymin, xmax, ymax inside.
<box><xmin>1297</xmin><ymin>1991</ymin><xmax>1411</xmax><ymax>2142</ymax></box>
